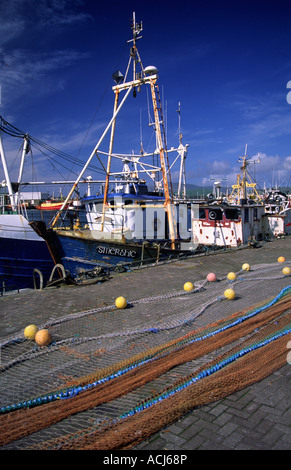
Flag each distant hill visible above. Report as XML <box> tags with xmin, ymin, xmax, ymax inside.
<box><xmin>171</xmin><ymin>182</ymin><xmax>215</xmax><ymax>198</ymax></box>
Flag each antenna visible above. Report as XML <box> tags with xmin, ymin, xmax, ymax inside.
<box><xmin>128</xmin><ymin>12</ymin><xmax>143</xmax><ymax>83</ymax></box>
<box><xmin>177</xmin><ymin>101</ymin><xmax>182</xmax><ymax>144</ymax></box>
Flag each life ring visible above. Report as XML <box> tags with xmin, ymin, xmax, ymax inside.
<box><xmin>275</xmin><ymin>206</ymin><xmax>280</xmax><ymax>213</ymax></box>
<box><xmin>209</xmin><ymin>210</ymin><xmax>217</xmax><ymax>220</ymax></box>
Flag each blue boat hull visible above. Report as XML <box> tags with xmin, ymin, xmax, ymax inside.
<box><xmin>30</xmin><ymin>221</ymin><xmax>193</xmax><ymax>282</ymax></box>
<box><xmin>0</xmin><ymin>236</ymin><xmax>54</xmax><ymax>290</ymax></box>
<box><xmin>53</xmin><ymin>232</ymin><xmax>162</xmax><ymax>278</ymax></box>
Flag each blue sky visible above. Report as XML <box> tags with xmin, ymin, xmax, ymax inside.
<box><xmin>1</xmin><ymin>0</ymin><xmax>291</xmax><ymax>195</ymax></box>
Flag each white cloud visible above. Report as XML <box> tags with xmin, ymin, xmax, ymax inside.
<box><xmin>250</xmin><ymin>152</ymin><xmax>280</xmax><ymax>172</ymax></box>
<box><xmin>0</xmin><ymin>48</ymin><xmax>91</xmax><ymax>107</ymax></box>
<box><xmin>283</xmin><ymin>156</ymin><xmax>291</xmax><ymax>171</ymax></box>
<box><xmin>0</xmin><ymin>0</ymin><xmax>91</xmax><ymax>41</ymax></box>
<box><xmin>193</xmin><ymin>150</ymin><xmax>291</xmax><ymax>188</ymax></box>
<box><xmin>0</xmin><ymin>0</ymin><xmax>93</xmax><ymax>108</ymax></box>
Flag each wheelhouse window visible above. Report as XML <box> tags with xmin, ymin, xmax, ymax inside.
<box><xmin>208</xmin><ymin>209</ymin><xmax>223</xmax><ymax>221</ymax></box>
<box><xmin>244</xmin><ymin>208</ymin><xmax>249</xmax><ymax>222</ymax></box>
<box><xmin>224</xmin><ymin>208</ymin><xmax>239</xmax><ymax>220</ymax></box>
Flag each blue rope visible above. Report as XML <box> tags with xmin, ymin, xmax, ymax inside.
<box><xmin>118</xmin><ymin>325</ymin><xmax>291</xmax><ymax>420</ymax></box>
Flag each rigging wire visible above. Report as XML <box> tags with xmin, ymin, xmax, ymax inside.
<box><xmin>0</xmin><ymin>115</ymin><xmax>107</xmax><ymax>180</ymax></box>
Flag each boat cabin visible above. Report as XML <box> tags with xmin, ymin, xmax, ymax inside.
<box><xmin>262</xmin><ymin>208</ymin><xmax>291</xmax><ymax>237</ymax></box>
<box><xmin>83</xmin><ymin>183</ymin><xmax>192</xmax><ymax>245</ymax></box>
<box><xmin>192</xmin><ymin>203</ymin><xmax>265</xmax><ymax>247</ymax></box>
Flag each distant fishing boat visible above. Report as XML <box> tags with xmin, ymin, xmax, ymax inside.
<box><xmin>35</xmin><ymin>199</ymin><xmax>70</xmax><ymax>211</ymax></box>
<box><xmin>192</xmin><ymin>150</ymin><xmax>291</xmax><ymax>247</ymax></box>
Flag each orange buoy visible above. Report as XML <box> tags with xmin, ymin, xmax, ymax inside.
<box><xmin>35</xmin><ymin>329</ymin><xmax>52</xmax><ymax>346</ymax></box>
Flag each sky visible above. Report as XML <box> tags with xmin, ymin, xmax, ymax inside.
<box><xmin>1</xmin><ymin>0</ymin><xmax>291</xmax><ymax>197</ymax></box>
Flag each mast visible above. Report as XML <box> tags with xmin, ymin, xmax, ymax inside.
<box><xmin>229</xmin><ymin>145</ymin><xmax>263</xmax><ymax>204</ymax></box>
<box><xmin>100</xmin><ymin>12</ymin><xmax>176</xmax><ymax>246</ymax></box>
<box><xmin>100</xmin><ymin>12</ymin><xmax>143</xmax><ymax>231</ymax></box>
<box><xmin>0</xmin><ymin>133</ymin><xmax>16</xmax><ymax>210</ymax></box>
<box><xmin>18</xmin><ymin>134</ymin><xmax>30</xmax><ymax>185</ymax></box>
<box><xmin>149</xmin><ymin>79</ymin><xmax>177</xmax><ymax>247</ymax></box>
<box><xmin>177</xmin><ymin>102</ymin><xmax>188</xmax><ymax>199</ymax></box>
<box><xmin>100</xmin><ymin>89</ymin><xmax>120</xmax><ymax>231</ymax></box>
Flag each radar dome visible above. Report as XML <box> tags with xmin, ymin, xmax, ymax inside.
<box><xmin>144</xmin><ymin>65</ymin><xmax>158</xmax><ymax>75</ymax></box>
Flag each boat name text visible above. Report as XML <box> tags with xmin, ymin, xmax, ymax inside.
<box><xmin>97</xmin><ymin>245</ymin><xmax>137</xmax><ymax>258</ymax></box>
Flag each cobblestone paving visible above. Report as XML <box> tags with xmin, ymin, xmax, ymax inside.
<box><xmin>135</xmin><ymin>364</ymin><xmax>291</xmax><ymax>450</ymax></box>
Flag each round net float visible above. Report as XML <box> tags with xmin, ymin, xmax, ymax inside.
<box><xmin>24</xmin><ymin>324</ymin><xmax>38</xmax><ymax>340</ymax></box>
<box><xmin>278</xmin><ymin>256</ymin><xmax>286</xmax><ymax>263</ymax></box>
<box><xmin>224</xmin><ymin>288</ymin><xmax>236</xmax><ymax>300</ymax></box>
<box><xmin>184</xmin><ymin>282</ymin><xmax>194</xmax><ymax>292</ymax></box>
<box><xmin>115</xmin><ymin>296</ymin><xmax>127</xmax><ymax>309</ymax></box>
<box><xmin>282</xmin><ymin>267</ymin><xmax>291</xmax><ymax>276</ymax></box>
<box><xmin>242</xmin><ymin>263</ymin><xmax>250</xmax><ymax>271</ymax></box>
<box><xmin>35</xmin><ymin>329</ymin><xmax>52</xmax><ymax>346</ymax></box>
<box><xmin>207</xmin><ymin>272</ymin><xmax>217</xmax><ymax>282</ymax></box>
<box><xmin>227</xmin><ymin>272</ymin><xmax>237</xmax><ymax>281</ymax></box>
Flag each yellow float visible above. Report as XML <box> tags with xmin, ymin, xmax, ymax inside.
<box><xmin>224</xmin><ymin>288</ymin><xmax>236</xmax><ymax>300</ymax></box>
<box><xmin>242</xmin><ymin>263</ymin><xmax>250</xmax><ymax>271</ymax></box>
<box><xmin>24</xmin><ymin>324</ymin><xmax>38</xmax><ymax>340</ymax></box>
<box><xmin>227</xmin><ymin>272</ymin><xmax>236</xmax><ymax>281</ymax></box>
<box><xmin>184</xmin><ymin>282</ymin><xmax>194</xmax><ymax>292</ymax></box>
<box><xmin>115</xmin><ymin>296</ymin><xmax>128</xmax><ymax>309</ymax></box>
<box><xmin>282</xmin><ymin>267</ymin><xmax>291</xmax><ymax>276</ymax></box>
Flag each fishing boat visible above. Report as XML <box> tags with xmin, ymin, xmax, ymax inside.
<box><xmin>192</xmin><ymin>151</ymin><xmax>266</xmax><ymax>248</ymax></box>
<box><xmin>192</xmin><ymin>202</ymin><xmax>266</xmax><ymax>247</ymax></box>
<box><xmin>263</xmin><ymin>189</ymin><xmax>291</xmax><ymax>237</ymax></box>
<box><xmin>35</xmin><ymin>199</ymin><xmax>70</xmax><ymax>211</ymax></box>
<box><xmin>0</xmin><ymin>129</ymin><xmax>54</xmax><ymax>291</ymax></box>
<box><xmin>30</xmin><ymin>13</ymin><xmax>195</xmax><ymax>281</ymax></box>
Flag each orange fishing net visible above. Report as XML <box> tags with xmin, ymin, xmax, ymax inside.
<box><xmin>0</xmin><ymin>287</ymin><xmax>290</xmax><ymax>449</ymax></box>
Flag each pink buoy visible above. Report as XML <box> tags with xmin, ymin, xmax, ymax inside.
<box><xmin>207</xmin><ymin>272</ymin><xmax>217</xmax><ymax>282</ymax></box>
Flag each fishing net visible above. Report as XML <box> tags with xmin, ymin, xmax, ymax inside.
<box><xmin>0</xmin><ymin>260</ymin><xmax>290</xmax><ymax>449</ymax></box>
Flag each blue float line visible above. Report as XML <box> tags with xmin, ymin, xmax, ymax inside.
<box><xmin>1</xmin><ymin>285</ymin><xmax>290</xmax><ymax>415</ymax></box>
<box><xmin>118</xmin><ymin>325</ymin><xmax>291</xmax><ymax>421</ymax></box>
